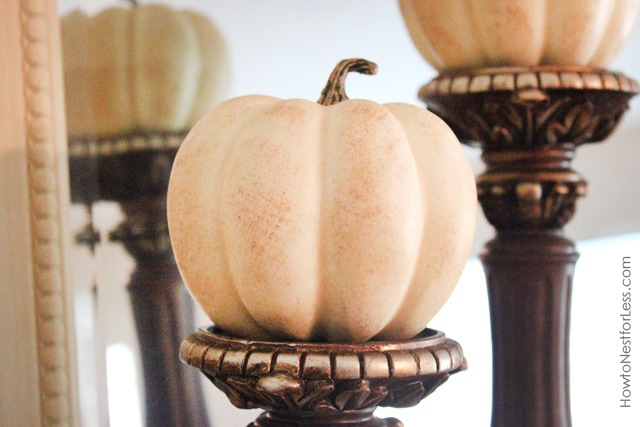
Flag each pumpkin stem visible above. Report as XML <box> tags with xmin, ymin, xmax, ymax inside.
<box><xmin>317</xmin><ymin>58</ymin><xmax>378</xmax><ymax>106</ymax></box>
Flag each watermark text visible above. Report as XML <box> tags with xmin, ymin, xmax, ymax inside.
<box><xmin>620</xmin><ymin>256</ymin><xmax>632</xmax><ymax>408</ymax></box>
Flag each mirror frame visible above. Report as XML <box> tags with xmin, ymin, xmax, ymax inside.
<box><xmin>0</xmin><ymin>0</ymin><xmax>79</xmax><ymax>425</ymax></box>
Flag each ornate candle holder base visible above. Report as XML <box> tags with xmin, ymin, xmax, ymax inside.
<box><xmin>181</xmin><ymin>327</ymin><xmax>465</xmax><ymax>426</ymax></box>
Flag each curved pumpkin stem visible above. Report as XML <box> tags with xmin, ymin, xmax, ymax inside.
<box><xmin>317</xmin><ymin>58</ymin><xmax>378</xmax><ymax>106</ymax></box>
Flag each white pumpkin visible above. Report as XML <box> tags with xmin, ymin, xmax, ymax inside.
<box><xmin>167</xmin><ymin>59</ymin><xmax>477</xmax><ymax>343</ymax></box>
<box><xmin>61</xmin><ymin>3</ymin><xmax>230</xmax><ymax>137</ymax></box>
<box><xmin>399</xmin><ymin>0</ymin><xmax>640</xmax><ymax>72</ymax></box>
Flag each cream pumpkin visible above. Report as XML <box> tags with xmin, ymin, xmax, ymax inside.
<box><xmin>399</xmin><ymin>0</ymin><xmax>640</xmax><ymax>72</ymax></box>
<box><xmin>167</xmin><ymin>59</ymin><xmax>477</xmax><ymax>342</ymax></box>
<box><xmin>61</xmin><ymin>3</ymin><xmax>230</xmax><ymax>137</ymax></box>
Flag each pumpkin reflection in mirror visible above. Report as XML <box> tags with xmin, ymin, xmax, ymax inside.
<box><xmin>62</xmin><ymin>2</ymin><xmax>230</xmax><ymax>138</ymax></box>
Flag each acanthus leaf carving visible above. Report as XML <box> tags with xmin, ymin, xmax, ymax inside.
<box><xmin>422</xmin><ymin>67</ymin><xmax>637</xmax><ymax>151</ymax></box>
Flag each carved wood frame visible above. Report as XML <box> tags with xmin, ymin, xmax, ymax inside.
<box><xmin>0</xmin><ymin>1</ymin><xmax>79</xmax><ymax>425</ymax></box>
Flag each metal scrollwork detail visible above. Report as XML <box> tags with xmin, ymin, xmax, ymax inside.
<box><xmin>477</xmin><ymin>179</ymin><xmax>588</xmax><ymax>230</ymax></box>
<box><xmin>475</xmin><ymin>149</ymin><xmax>588</xmax><ymax>230</ymax></box>
<box><xmin>421</xmin><ymin>67</ymin><xmax>638</xmax><ymax>150</ymax></box>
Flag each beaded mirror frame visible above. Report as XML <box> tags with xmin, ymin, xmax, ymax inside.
<box><xmin>0</xmin><ymin>1</ymin><xmax>79</xmax><ymax>425</ymax></box>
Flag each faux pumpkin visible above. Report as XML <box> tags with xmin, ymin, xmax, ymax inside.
<box><xmin>399</xmin><ymin>0</ymin><xmax>640</xmax><ymax>72</ymax></box>
<box><xmin>61</xmin><ymin>3</ymin><xmax>230</xmax><ymax>137</ymax></box>
<box><xmin>167</xmin><ymin>59</ymin><xmax>477</xmax><ymax>343</ymax></box>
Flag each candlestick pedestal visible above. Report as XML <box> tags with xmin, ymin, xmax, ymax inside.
<box><xmin>421</xmin><ymin>66</ymin><xmax>638</xmax><ymax>426</ymax></box>
<box><xmin>181</xmin><ymin>327</ymin><xmax>465</xmax><ymax>426</ymax></box>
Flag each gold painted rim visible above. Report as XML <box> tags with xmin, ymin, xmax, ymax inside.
<box><xmin>420</xmin><ymin>66</ymin><xmax>639</xmax><ymax>98</ymax></box>
<box><xmin>181</xmin><ymin>327</ymin><xmax>465</xmax><ymax>381</ymax></box>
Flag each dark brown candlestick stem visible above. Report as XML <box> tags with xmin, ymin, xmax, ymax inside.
<box><xmin>112</xmin><ymin>196</ymin><xmax>209</xmax><ymax>427</ymax></box>
<box><xmin>421</xmin><ymin>66</ymin><xmax>638</xmax><ymax>426</ymax></box>
<box><xmin>483</xmin><ymin>231</ymin><xmax>576</xmax><ymax>426</ymax></box>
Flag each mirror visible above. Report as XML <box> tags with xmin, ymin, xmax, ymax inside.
<box><xmin>59</xmin><ymin>0</ymin><xmax>230</xmax><ymax>425</ymax></box>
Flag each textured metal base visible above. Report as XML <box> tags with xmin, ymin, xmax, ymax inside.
<box><xmin>181</xmin><ymin>327</ymin><xmax>465</xmax><ymax>426</ymax></box>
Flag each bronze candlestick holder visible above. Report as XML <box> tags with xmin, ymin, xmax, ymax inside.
<box><xmin>68</xmin><ymin>131</ymin><xmax>209</xmax><ymax>427</ymax></box>
<box><xmin>421</xmin><ymin>66</ymin><xmax>638</xmax><ymax>426</ymax></box>
<box><xmin>181</xmin><ymin>327</ymin><xmax>465</xmax><ymax>426</ymax></box>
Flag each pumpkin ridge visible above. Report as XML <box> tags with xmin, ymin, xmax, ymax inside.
<box><xmin>588</xmin><ymin>0</ymin><xmax>639</xmax><ymax>66</ymax></box>
<box><xmin>376</xmin><ymin>103</ymin><xmax>476</xmax><ymax>339</ymax></box>
<box><xmin>376</xmin><ymin>104</ymin><xmax>428</xmax><ymax>337</ymax></box>
<box><xmin>137</xmin><ymin>5</ymin><xmax>202</xmax><ymax>130</ymax></box>
<box><xmin>222</xmin><ymin>99</ymin><xmax>323</xmax><ymax>341</ymax></box>
<box><xmin>169</xmin><ymin>97</ymin><xmax>277</xmax><ymax>341</ymax></box>
<box><xmin>183</xmin><ymin>11</ymin><xmax>230</xmax><ymax>127</ymax></box>
<box><xmin>126</xmin><ymin>6</ymin><xmax>138</xmax><ymax>131</ymax></box>
<box><xmin>317</xmin><ymin>102</ymin><xmax>424</xmax><ymax>342</ymax></box>
<box><xmin>539</xmin><ymin>0</ymin><xmax>550</xmax><ymax>65</ymax></box>
<box><xmin>588</xmin><ymin>1</ymin><xmax>616</xmax><ymax>65</ymax></box>
<box><xmin>216</xmin><ymin>101</ymin><xmax>281</xmax><ymax>338</ymax></box>
<box><xmin>307</xmin><ymin>102</ymin><xmax>332</xmax><ymax>342</ymax></box>
<box><xmin>469</xmin><ymin>1</ymin><xmax>498</xmax><ymax>68</ymax></box>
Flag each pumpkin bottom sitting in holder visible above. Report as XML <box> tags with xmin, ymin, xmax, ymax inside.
<box><xmin>180</xmin><ymin>327</ymin><xmax>465</xmax><ymax>426</ymax></box>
